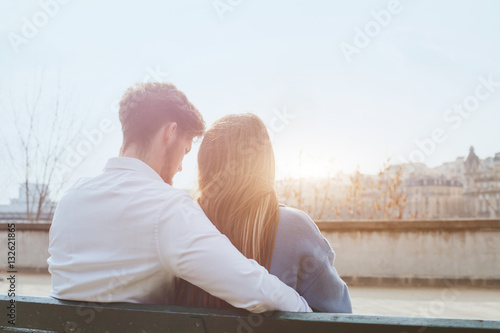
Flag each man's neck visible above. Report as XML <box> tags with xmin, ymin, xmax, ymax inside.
<box><xmin>120</xmin><ymin>145</ymin><xmax>170</xmax><ymax>184</ymax></box>
<box><xmin>120</xmin><ymin>146</ymin><xmax>153</xmax><ymax>168</ymax></box>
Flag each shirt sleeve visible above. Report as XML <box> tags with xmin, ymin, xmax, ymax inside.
<box><xmin>287</xmin><ymin>209</ymin><xmax>353</xmax><ymax>313</ymax></box>
<box><xmin>156</xmin><ymin>192</ymin><xmax>312</xmax><ymax>313</ymax></box>
<box><xmin>299</xmin><ymin>247</ymin><xmax>352</xmax><ymax>313</ymax></box>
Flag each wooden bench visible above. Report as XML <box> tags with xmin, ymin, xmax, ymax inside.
<box><xmin>1</xmin><ymin>295</ymin><xmax>499</xmax><ymax>332</ymax></box>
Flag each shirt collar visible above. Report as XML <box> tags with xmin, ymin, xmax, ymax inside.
<box><xmin>104</xmin><ymin>157</ymin><xmax>164</xmax><ymax>182</ymax></box>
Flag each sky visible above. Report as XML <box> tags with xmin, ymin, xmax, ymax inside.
<box><xmin>0</xmin><ymin>0</ymin><xmax>499</xmax><ymax>203</ymax></box>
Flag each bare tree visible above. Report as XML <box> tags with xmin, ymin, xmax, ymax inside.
<box><xmin>344</xmin><ymin>168</ymin><xmax>364</xmax><ymax>219</ymax></box>
<box><xmin>278</xmin><ymin>159</ymin><xmax>409</xmax><ymax>220</ymax></box>
<box><xmin>371</xmin><ymin>163</ymin><xmax>407</xmax><ymax>220</ymax></box>
<box><xmin>0</xmin><ymin>68</ymin><xmax>83</xmax><ymax>222</ymax></box>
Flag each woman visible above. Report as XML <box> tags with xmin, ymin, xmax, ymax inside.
<box><xmin>176</xmin><ymin>113</ymin><xmax>352</xmax><ymax>313</ymax></box>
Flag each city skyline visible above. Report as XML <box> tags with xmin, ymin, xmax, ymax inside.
<box><xmin>1</xmin><ymin>144</ymin><xmax>498</xmax><ymax>214</ymax></box>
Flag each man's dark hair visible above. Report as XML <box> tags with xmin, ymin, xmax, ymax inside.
<box><xmin>119</xmin><ymin>82</ymin><xmax>205</xmax><ymax>151</ymax></box>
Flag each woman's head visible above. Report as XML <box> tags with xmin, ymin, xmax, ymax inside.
<box><xmin>176</xmin><ymin>113</ymin><xmax>280</xmax><ymax>308</ymax></box>
<box><xmin>198</xmin><ymin>113</ymin><xmax>276</xmax><ymax>205</ymax></box>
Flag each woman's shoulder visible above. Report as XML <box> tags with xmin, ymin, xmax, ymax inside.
<box><xmin>276</xmin><ymin>205</ymin><xmax>330</xmax><ymax>249</ymax></box>
<box><xmin>278</xmin><ymin>204</ymin><xmax>321</xmax><ymax>234</ymax></box>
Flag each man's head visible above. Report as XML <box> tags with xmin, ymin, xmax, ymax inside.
<box><xmin>118</xmin><ymin>82</ymin><xmax>205</xmax><ymax>185</ymax></box>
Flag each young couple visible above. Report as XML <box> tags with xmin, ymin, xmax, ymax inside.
<box><xmin>48</xmin><ymin>82</ymin><xmax>351</xmax><ymax>313</ymax></box>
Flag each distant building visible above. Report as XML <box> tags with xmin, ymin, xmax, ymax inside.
<box><xmin>396</xmin><ymin>146</ymin><xmax>499</xmax><ymax>219</ymax></box>
<box><xmin>0</xmin><ymin>183</ymin><xmax>55</xmax><ymax>221</ymax></box>
<box><xmin>432</xmin><ymin>156</ymin><xmax>466</xmax><ymax>182</ymax></box>
<box><xmin>403</xmin><ymin>176</ymin><xmax>464</xmax><ymax>219</ymax></box>
<box><xmin>463</xmin><ymin>147</ymin><xmax>500</xmax><ymax>218</ymax></box>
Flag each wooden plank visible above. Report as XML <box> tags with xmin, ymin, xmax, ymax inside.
<box><xmin>0</xmin><ymin>295</ymin><xmax>499</xmax><ymax>333</ymax></box>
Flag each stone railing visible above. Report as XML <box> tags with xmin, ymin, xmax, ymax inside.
<box><xmin>1</xmin><ymin>219</ymin><xmax>499</xmax><ymax>285</ymax></box>
<box><xmin>317</xmin><ymin>219</ymin><xmax>500</xmax><ymax>286</ymax></box>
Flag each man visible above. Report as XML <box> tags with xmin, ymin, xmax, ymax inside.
<box><xmin>48</xmin><ymin>82</ymin><xmax>311</xmax><ymax>313</ymax></box>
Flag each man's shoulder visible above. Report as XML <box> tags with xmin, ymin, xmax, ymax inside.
<box><xmin>62</xmin><ymin>171</ymin><xmax>191</xmax><ymax>206</ymax></box>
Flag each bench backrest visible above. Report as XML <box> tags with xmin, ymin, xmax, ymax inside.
<box><xmin>1</xmin><ymin>295</ymin><xmax>499</xmax><ymax>332</ymax></box>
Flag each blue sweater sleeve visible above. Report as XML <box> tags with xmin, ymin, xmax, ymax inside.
<box><xmin>271</xmin><ymin>206</ymin><xmax>352</xmax><ymax>313</ymax></box>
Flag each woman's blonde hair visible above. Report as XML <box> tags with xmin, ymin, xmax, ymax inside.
<box><xmin>176</xmin><ymin>113</ymin><xmax>279</xmax><ymax>308</ymax></box>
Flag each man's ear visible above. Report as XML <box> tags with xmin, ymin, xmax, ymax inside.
<box><xmin>162</xmin><ymin>122</ymin><xmax>178</xmax><ymax>145</ymax></box>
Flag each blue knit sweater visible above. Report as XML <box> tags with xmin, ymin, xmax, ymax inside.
<box><xmin>270</xmin><ymin>205</ymin><xmax>352</xmax><ymax>313</ymax></box>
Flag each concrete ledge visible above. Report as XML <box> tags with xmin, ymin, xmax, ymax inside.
<box><xmin>2</xmin><ymin>219</ymin><xmax>500</xmax><ymax>232</ymax></box>
<box><xmin>0</xmin><ymin>222</ymin><xmax>50</xmax><ymax>231</ymax></box>
<box><xmin>316</xmin><ymin>219</ymin><xmax>500</xmax><ymax>231</ymax></box>
<box><xmin>1</xmin><ymin>220</ymin><xmax>499</xmax><ymax>283</ymax></box>
<box><xmin>8</xmin><ymin>267</ymin><xmax>50</xmax><ymax>274</ymax></box>
<box><xmin>342</xmin><ymin>276</ymin><xmax>500</xmax><ymax>288</ymax></box>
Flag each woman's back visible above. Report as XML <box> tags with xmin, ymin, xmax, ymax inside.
<box><xmin>271</xmin><ymin>205</ymin><xmax>352</xmax><ymax>313</ymax></box>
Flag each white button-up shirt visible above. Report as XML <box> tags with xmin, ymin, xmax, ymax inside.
<box><xmin>48</xmin><ymin>157</ymin><xmax>311</xmax><ymax>313</ymax></box>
